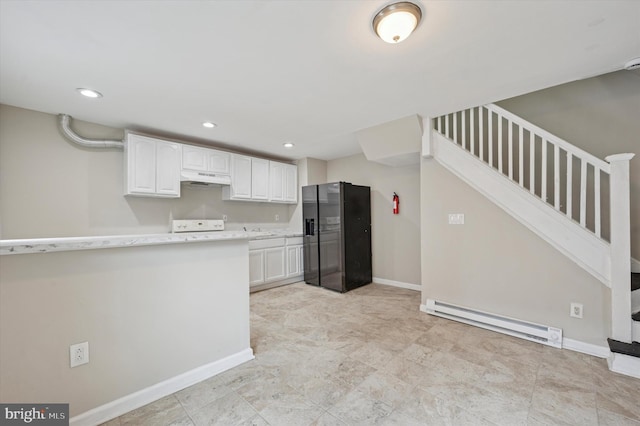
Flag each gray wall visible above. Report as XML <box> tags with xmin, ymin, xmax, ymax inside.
<box><xmin>420</xmin><ymin>159</ymin><xmax>610</xmax><ymax>345</ymax></box>
<box><xmin>327</xmin><ymin>154</ymin><xmax>421</xmax><ymax>286</ymax></box>
<box><xmin>497</xmin><ymin>69</ymin><xmax>640</xmax><ymax>259</ymax></box>
<box><xmin>0</xmin><ymin>240</ymin><xmax>250</xmax><ymax>417</ymax></box>
<box><xmin>0</xmin><ymin>104</ymin><xmax>293</xmax><ymax>239</ymax></box>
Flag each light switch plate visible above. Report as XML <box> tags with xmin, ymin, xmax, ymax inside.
<box><xmin>448</xmin><ymin>213</ymin><xmax>465</xmax><ymax>225</ymax></box>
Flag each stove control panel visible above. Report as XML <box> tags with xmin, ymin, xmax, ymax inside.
<box><xmin>171</xmin><ymin>220</ymin><xmax>225</xmax><ymax>233</ymax></box>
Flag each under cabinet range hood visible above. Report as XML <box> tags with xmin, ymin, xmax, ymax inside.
<box><xmin>180</xmin><ymin>170</ymin><xmax>231</xmax><ymax>186</ymax></box>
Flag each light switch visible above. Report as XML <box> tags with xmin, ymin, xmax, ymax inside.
<box><xmin>448</xmin><ymin>213</ymin><xmax>464</xmax><ymax>225</ymax></box>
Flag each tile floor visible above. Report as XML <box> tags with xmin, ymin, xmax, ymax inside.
<box><xmin>103</xmin><ymin>283</ymin><xmax>640</xmax><ymax>426</ymax></box>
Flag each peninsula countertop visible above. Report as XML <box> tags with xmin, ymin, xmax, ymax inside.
<box><xmin>0</xmin><ymin>230</ymin><xmax>272</xmax><ymax>256</ymax></box>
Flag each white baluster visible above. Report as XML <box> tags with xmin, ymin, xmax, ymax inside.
<box><xmin>508</xmin><ymin>120</ymin><xmax>513</xmax><ymax>179</ymax></box>
<box><xmin>498</xmin><ymin>116</ymin><xmax>503</xmax><ymax>173</ymax></box>
<box><xmin>566</xmin><ymin>152</ymin><xmax>572</xmax><ymax>219</ymax></box>
<box><xmin>580</xmin><ymin>159</ymin><xmax>587</xmax><ymax>226</ymax></box>
<box><xmin>541</xmin><ymin>139</ymin><xmax>547</xmax><ymax>202</ymax></box>
<box><xmin>453</xmin><ymin>112</ymin><xmax>458</xmax><ymax>144</ymax></box>
<box><xmin>488</xmin><ymin>110</ymin><xmax>493</xmax><ymax>167</ymax></box>
<box><xmin>479</xmin><ymin>107</ymin><xmax>484</xmax><ymax>162</ymax></box>
<box><xmin>446</xmin><ymin>114</ymin><xmax>450</xmax><ymax>138</ymax></box>
<box><xmin>554</xmin><ymin>145</ymin><xmax>560</xmax><ymax>210</ymax></box>
<box><xmin>471</xmin><ymin>107</ymin><xmax>475</xmax><ymax>155</ymax></box>
<box><xmin>462</xmin><ymin>109</ymin><xmax>466</xmax><ymax>150</ymax></box>
<box><xmin>438</xmin><ymin>116</ymin><xmax>443</xmax><ymax>134</ymax></box>
<box><xmin>529</xmin><ymin>131</ymin><xmax>535</xmax><ymax>194</ymax></box>
<box><xmin>518</xmin><ymin>125</ymin><xmax>524</xmax><ymax>187</ymax></box>
<box><xmin>595</xmin><ymin>168</ymin><xmax>601</xmax><ymax>238</ymax></box>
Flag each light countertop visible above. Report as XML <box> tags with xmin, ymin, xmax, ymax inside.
<box><xmin>0</xmin><ymin>230</ymin><xmax>271</xmax><ymax>256</ymax></box>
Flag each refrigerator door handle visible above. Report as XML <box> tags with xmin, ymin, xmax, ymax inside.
<box><xmin>305</xmin><ymin>218</ymin><xmax>315</xmax><ymax>236</ymax></box>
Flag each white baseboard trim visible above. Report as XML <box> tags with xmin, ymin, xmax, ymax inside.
<box><xmin>69</xmin><ymin>348</ymin><xmax>254</xmax><ymax>426</ymax></box>
<box><xmin>607</xmin><ymin>352</ymin><xmax>640</xmax><ymax>379</ymax></box>
<box><xmin>632</xmin><ymin>257</ymin><xmax>640</xmax><ymax>273</ymax></box>
<box><xmin>562</xmin><ymin>338</ymin><xmax>610</xmax><ymax>358</ymax></box>
<box><xmin>373</xmin><ymin>277</ymin><xmax>421</xmax><ymax>291</ymax></box>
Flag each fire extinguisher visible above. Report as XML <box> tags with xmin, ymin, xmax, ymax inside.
<box><xmin>393</xmin><ymin>192</ymin><xmax>399</xmax><ymax>215</ymax></box>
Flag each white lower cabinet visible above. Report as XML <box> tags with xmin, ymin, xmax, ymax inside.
<box><xmin>249</xmin><ymin>250</ymin><xmax>265</xmax><ymax>286</ymax></box>
<box><xmin>249</xmin><ymin>236</ymin><xmax>304</xmax><ymax>291</ymax></box>
<box><xmin>264</xmin><ymin>247</ymin><xmax>286</xmax><ymax>281</ymax></box>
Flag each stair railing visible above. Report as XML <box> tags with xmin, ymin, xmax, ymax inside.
<box><xmin>433</xmin><ymin>103</ymin><xmax>635</xmax><ymax>342</ymax></box>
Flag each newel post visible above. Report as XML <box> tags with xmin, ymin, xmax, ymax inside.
<box><xmin>606</xmin><ymin>153</ymin><xmax>635</xmax><ymax>342</ymax></box>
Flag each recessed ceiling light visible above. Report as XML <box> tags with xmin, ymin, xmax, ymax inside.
<box><xmin>202</xmin><ymin>122</ymin><xmax>217</xmax><ymax>128</ymax></box>
<box><xmin>76</xmin><ymin>88</ymin><xmax>103</xmax><ymax>98</ymax></box>
<box><xmin>283</xmin><ymin>142</ymin><xmax>295</xmax><ymax>149</ymax></box>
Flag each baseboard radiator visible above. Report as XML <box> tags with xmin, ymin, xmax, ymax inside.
<box><xmin>423</xmin><ymin>299</ymin><xmax>563</xmax><ymax>348</ymax></box>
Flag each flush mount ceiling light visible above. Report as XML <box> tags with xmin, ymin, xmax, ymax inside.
<box><xmin>202</xmin><ymin>121</ymin><xmax>217</xmax><ymax>128</ymax></box>
<box><xmin>373</xmin><ymin>2</ymin><xmax>422</xmax><ymax>44</ymax></box>
<box><xmin>76</xmin><ymin>88</ymin><xmax>103</xmax><ymax>98</ymax></box>
<box><xmin>283</xmin><ymin>142</ymin><xmax>295</xmax><ymax>149</ymax></box>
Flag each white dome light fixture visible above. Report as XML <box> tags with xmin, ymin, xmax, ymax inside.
<box><xmin>202</xmin><ymin>121</ymin><xmax>217</xmax><ymax>128</ymax></box>
<box><xmin>283</xmin><ymin>142</ymin><xmax>295</xmax><ymax>149</ymax></box>
<box><xmin>373</xmin><ymin>2</ymin><xmax>422</xmax><ymax>44</ymax></box>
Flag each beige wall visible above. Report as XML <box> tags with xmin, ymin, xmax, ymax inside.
<box><xmin>420</xmin><ymin>159</ymin><xmax>610</xmax><ymax>344</ymax></box>
<box><xmin>0</xmin><ymin>104</ymin><xmax>293</xmax><ymax>239</ymax></box>
<box><xmin>0</xmin><ymin>241</ymin><xmax>250</xmax><ymax>417</ymax></box>
<box><xmin>327</xmin><ymin>154</ymin><xmax>420</xmax><ymax>286</ymax></box>
<box><xmin>497</xmin><ymin>69</ymin><xmax>640</xmax><ymax>259</ymax></box>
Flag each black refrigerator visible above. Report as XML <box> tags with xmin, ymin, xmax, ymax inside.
<box><xmin>302</xmin><ymin>182</ymin><xmax>372</xmax><ymax>293</ymax></box>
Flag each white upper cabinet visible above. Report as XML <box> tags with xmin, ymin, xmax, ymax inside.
<box><xmin>182</xmin><ymin>145</ymin><xmax>230</xmax><ymax>175</ymax></box>
<box><xmin>223</xmin><ymin>155</ymin><xmax>296</xmax><ymax>203</ymax></box>
<box><xmin>284</xmin><ymin>163</ymin><xmax>297</xmax><ymax>203</ymax></box>
<box><xmin>269</xmin><ymin>161</ymin><xmax>297</xmax><ymax>204</ymax></box>
<box><xmin>125</xmin><ymin>133</ymin><xmax>181</xmax><ymax>198</ymax></box>
<box><xmin>268</xmin><ymin>161</ymin><xmax>285</xmax><ymax>202</ymax></box>
<box><xmin>208</xmin><ymin>150</ymin><xmax>230</xmax><ymax>175</ymax></box>
<box><xmin>251</xmin><ymin>158</ymin><xmax>270</xmax><ymax>200</ymax></box>
<box><xmin>228</xmin><ymin>154</ymin><xmax>252</xmax><ymax>199</ymax></box>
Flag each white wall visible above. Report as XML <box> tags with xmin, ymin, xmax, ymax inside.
<box><xmin>327</xmin><ymin>154</ymin><xmax>420</xmax><ymax>286</ymax></box>
<box><xmin>0</xmin><ymin>104</ymin><xmax>293</xmax><ymax>239</ymax></box>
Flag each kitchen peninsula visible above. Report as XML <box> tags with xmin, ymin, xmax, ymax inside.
<box><xmin>0</xmin><ymin>230</ymin><xmax>266</xmax><ymax>424</ymax></box>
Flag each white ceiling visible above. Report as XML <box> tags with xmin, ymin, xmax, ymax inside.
<box><xmin>1</xmin><ymin>1</ymin><xmax>638</xmax><ymax>161</ymax></box>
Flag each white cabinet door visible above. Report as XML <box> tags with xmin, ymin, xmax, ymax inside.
<box><xmin>155</xmin><ymin>141</ymin><xmax>181</xmax><ymax>197</ymax></box>
<box><xmin>286</xmin><ymin>245</ymin><xmax>300</xmax><ymax>277</ymax></box>
<box><xmin>182</xmin><ymin>145</ymin><xmax>208</xmax><ymax>171</ymax></box>
<box><xmin>269</xmin><ymin>161</ymin><xmax>285</xmax><ymax>202</ymax></box>
<box><xmin>230</xmin><ymin>154</ymin><xmax>252</xmax><ymax>199</ymax></box>
<box><xmin>249</xmin><ymin>250</ymin><xmax>265</xmax><ymax>286</ymax></box>
<box><xmin>298</xmin><ymin>245</ymin><xmax>304</xmax><ymax>276</ymax></box>
<box><xmin>284</xmin><ymin>164</ymin><xmax>298</xmax><ymax>203</ymax></box>
<box><xmin>208</xmin><ymin>149</ymin><xmax>230</xmax><ymax>175</ymax></box>
<box><xmin>125</xmin><ymin>134</ymin><xmax>180</xmax><ymax>197</ymax></box>
<box><xmin>264</xmin><ymin>247</ymin><xmax>286</xmax><ymax>282</ymax></box>
<box><xmin>251</xmin><ymin>158</ymin><xmax>269</xmax><ymax>200</ymax></box>
<box><xmin>127</xmin><ymin>135</ymin><xmax>156</xmax><ymax>195</ymax></box>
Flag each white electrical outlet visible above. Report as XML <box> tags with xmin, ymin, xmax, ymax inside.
<box><xmin>222</xmin><ymin>215</ymin><xmax>228</xmax><ymax>222</ymax></box>
<box><xmin>570</xmin><ymin>303</ymin><xmax>583</xmax><ymax>319</ymax></box>
<box><xmin>70</xmin><ymin>341</ymin><xmax>89</xmax><ymax>368</ymax></box>
<box><xmin>275</xmin><ymin>214</ymin><xmax>280</xmax><ymax>222</ymax></box>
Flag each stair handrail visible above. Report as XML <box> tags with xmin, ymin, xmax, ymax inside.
<box><xmin>484</xmin><ymin>104</ymin><xmax>610</xmax><ymax>173</ymax></box>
